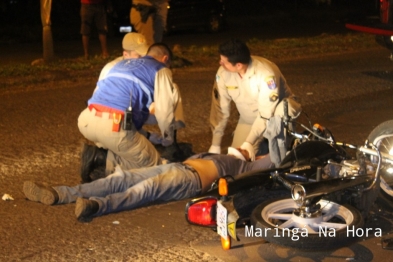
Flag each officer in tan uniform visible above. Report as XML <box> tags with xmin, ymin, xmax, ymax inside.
<box><xmin>209</xmin><ymin>39</ymin><xmax>301</xmax><ymax>161</ymax></box>
<box><xmin>93</xmin><ymin>32</ymin><xmax>184</xmax><ymax>146</ymax></box>
<box><xmin>130</xmin><ymin>0</ymin><xmax>168</xmax><ymax>46</ymax></box>
<box><xmin>78</xmin><ymin>43</ymin><xmax>185</xmax><ymax>183</ymax></box>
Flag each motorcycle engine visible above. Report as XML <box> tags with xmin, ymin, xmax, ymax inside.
<box><xmin>323</xmin><ymin>159</ymin><xmax>374</xmax><ymax>179</ymax></box>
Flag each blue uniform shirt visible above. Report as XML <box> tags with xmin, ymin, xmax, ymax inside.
<box><xmin>88</xmin><ymin>56</ymin><xmax>166</xmax><ymax>130</ymax></box>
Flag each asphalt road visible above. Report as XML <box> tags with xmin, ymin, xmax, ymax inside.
<box><xmin>1</xmin><ymin>41</ymin><xmax>393</xmax><ymax>261</ymax></box>
<box><xmin>2</xmin><ymin>6</ymin><xmax>393</xmax><ymax>260</ymax></box>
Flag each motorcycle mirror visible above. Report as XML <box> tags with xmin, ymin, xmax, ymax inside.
<box><xmin>185</xmin><ymin>196</ymin><xmax>218</xmax><ymax>227</ymax></box>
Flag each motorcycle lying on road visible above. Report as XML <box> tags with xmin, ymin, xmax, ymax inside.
<box><xmin>184</xmin><ymin>100</ymin><xmax>393</xmax><ymax>250</ymax></box>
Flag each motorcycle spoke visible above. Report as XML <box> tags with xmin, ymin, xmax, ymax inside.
<box><xmin>267</xmin><ymin>213</ymin><xmax>292</xmax><ymax>221</ymax></box>
<box><xmin>318</xmin><ymin>221</ymin><xmax>347</xmax><ymax>230</ymax></box>
<box><xmin>321</xmin><ymin>210</ymin><xmax>338</xmax><ymax>221</ymax></box>
<box><xmin>380</xmin><ymin>138</ymin><xmax>392</xmax><ymax>153</ymax></box>
<box><xmin>277</xmin><ymin>219</ymin><xmax>296</xmax><ymax>229</ymax></box>
<box><xmin>303</xmin><ymin>224</ymin><xmax>318</xmax><ymax>233</ymax></box>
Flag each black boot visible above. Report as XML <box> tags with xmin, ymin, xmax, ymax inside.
<box><xmin>80</xmin><ymin>143</ymin><xmax>107</xmax><ymax>183</ymax></box>
<box><xmin>89</xmin><ymin>166</ymin><xmax>107</xmax><ymax>182</ymax></box>
<box><xmin>75</xmin><ymin>197</ymin><xmax>99</xmax><ymax>222</ymax></box>
<box><xmin>160</xmin><ymin>130</ymin><xmax>194</xmax><ymax>162</ymax></box>
<box><xmin>94</xmin><ymin>147</ymin><xmax>107</xmax><ymax>167</ymax></box>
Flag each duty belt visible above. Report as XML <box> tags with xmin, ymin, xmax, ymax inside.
<box><xmin>88</xmin><ymin>104</ymin><xmax>124</xmax><ymax>119</ymax></box>
<box><xmin>88</xmin><ymin>104</ymin><xmax>124</xmax><ymax>132</ymax></box>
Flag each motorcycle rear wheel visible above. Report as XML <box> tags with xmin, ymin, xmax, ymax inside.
<box><xmin>233</xmin><ymin>186</ymin><xmax>290</xmax><ymax>218</ymax></box>
<box><xmin>368</xmin><ymin>119</ymin><xmax>393</xmax><ymax>208</ymax></box>
<box><xmin>250</xmin><ymin>198</ymin><xmax>364</xmax><ymax>250</ymax></box>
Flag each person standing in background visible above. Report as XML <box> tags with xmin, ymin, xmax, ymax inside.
<box><xmin>80</xmin><ymin>0</ymin><xmax>111</xmax><ymax>59</ymax></box>
<box><xmin>130</xmin><ymin>0</ymin><xmax>168</xmax><ymax>46</ymax></box>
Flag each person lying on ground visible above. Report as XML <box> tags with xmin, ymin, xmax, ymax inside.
<box><xmin>23</xmin><ymin>148</ymin><xmax>273</xmax><ymax>222</ymax></box>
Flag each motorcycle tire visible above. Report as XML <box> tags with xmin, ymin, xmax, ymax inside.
<box><xmin>367</xmin><ymin>119</ymin><xmax>393</xmax><ymax>208</ymax></box>
<box><xmin>250</xmin><ymin>198</ymin><xmax>364</xmax><ymax>250</ymax></box>
<box><xmin>233</xmin><ymin>186</ymin><xmax>290</xmax><ymax>218</ymax></box>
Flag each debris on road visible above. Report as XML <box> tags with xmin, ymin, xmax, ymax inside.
<box><xmin>2</xmin><ymin>194</ymin><xmax>14</xmax><ymax>201</ymax></box>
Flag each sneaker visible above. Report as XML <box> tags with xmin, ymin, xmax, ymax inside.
<box><xmin>23</xmin><ymin>181</ymin><xmax>59</xmax><ymax>205</ymax></box>
<box><xmin>75</xmin><ymin>197</ymin><xmax>99</xmax><ymax>222</ymax></box>
<box><xmin>80</xmin><ymin>144</ymin><xmax>107</xmax><ymax>183</ymax></box>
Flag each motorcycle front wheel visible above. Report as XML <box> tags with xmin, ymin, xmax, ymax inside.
<box><xmin>250</xmin><ymin>198</ymin><xmax>364</xmax><ymax>250</ymax></box>
<box><xmin>368</xmin><ymin>119</ymin><xmax>393</xmax><ymax>207</ymax></box>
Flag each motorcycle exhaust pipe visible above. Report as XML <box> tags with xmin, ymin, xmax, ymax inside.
<box><xmin>291</xmin><ymin>175</ymin><xmax>371</xmax><ymax>206</ymax></box>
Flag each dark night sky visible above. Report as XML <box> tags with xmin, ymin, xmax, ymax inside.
<box><xmin>0</xmin><ymin>0</ymin><xmax>378</xmax><ymax>23</ymax></box>
<box><xmin>0</xmin><ymin>0</ymin><xmax>379</xmax><ymax>43</ymax></box>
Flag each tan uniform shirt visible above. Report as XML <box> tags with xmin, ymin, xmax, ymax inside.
<box><xmin>153</xmin><ymin>67</ymin><xmax>185</xmax><ymax>145</ymax></box>
<box><xmin>210</xmin><ymin>56</ymin><xmax>295</xmax><ymax>146</ymax></box>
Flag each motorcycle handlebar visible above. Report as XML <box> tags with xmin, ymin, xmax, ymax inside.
<box><xmin>359</xmin><ymin>146</ymin><xmax>393</xmax><ymax>164</ymax></box>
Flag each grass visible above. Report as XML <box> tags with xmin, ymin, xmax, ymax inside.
<box><xmin>0</xmin><ymin>57</ymin><xmax>105</xmax><ymax>77</ymax></box>
<box><xmin>0</xmin><ymin>32</ymin><xmax>378</xmax><ymax>89</ymax></box>
<box><xmin>176</xmin><ymin>33</ymin><xmax>377</xmax><ymax>67</ymax></box>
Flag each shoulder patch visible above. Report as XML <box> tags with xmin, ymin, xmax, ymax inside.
<box><xmin>265</xmin><ymin>76</ymin><xmax>276</xmax><ymax>90</ymax></box>
<box><xmin>216</xmin><ymin>75</ymin><xmax>220</xmax><ymax>82</ymax></box>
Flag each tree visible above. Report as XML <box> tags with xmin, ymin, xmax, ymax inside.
<box><xmin>40</xmin><ymin>0</ymin><xmax>54</xmax><ymax>62</ymax></box>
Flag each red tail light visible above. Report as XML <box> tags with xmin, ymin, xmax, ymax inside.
<box><xmin>185</xmin><ymin>196</ymin><xmax>218</xmax><ymax>227</ymax></box>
